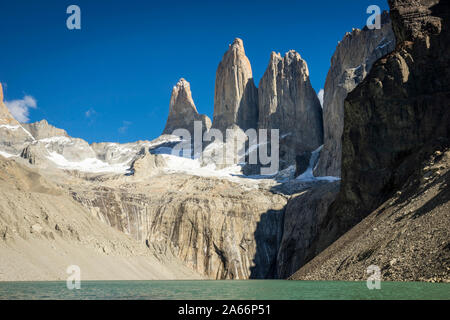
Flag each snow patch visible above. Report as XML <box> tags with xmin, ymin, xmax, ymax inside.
<box><xmin>376</xmin><ymin>40</ymin><xmax>393</xmax><ymax>50</ymax></box>
<box><xmin>0</xmin><ymin>124</ymin><xmax>20</xmax><ymax>130</ymax></box>
<box><xmin>39</xmin><ymin>136</ymin><xmax>72</xmax><ymax>144</ymax></box>
<box><xmin>0</xmin><ymin>150</ymin><xmax>17</xmax><ymax>158</ymax></box>
<box><xmin>161</xmin><ymin>153</ymin><xmax>243</xmax><ymax>178</ymax></box>
<box><xmin>296</xmin><ymin>145</ymin><xmax>340</xmax><ymax>182</ymax></box>
<box><xmin>46</xmin><ymin>151</ymin><xmax>129</xmax><ymax>173</ymax></box>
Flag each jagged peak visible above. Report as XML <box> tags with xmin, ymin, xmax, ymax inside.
<box><xmin>170</xmin><ymin>78</ymin><xmax>196</xmax><ymax>111</ymax></box>
<box><xmin>230</xmin><ymin>38</ymin><xmax>244</xmax><ymax>50</ymax></box>
<box><xmin>268</xmin><ymin>50</ymin><xmax>303</xmax><ymax>65</ymax></box>
<box><xmin>174</xmin><ymin>78</ymin><xmax>190</xmax><ymax>90</ymax></box>
<box><xmin>284</xmin><ymin>49</ymin><xmax>302</xmax><ymax>61</ymax></box>
<box><xmin>269</xmin><ymin>51</ymin><xmax>282</xmax><ymax>63</ymax></box>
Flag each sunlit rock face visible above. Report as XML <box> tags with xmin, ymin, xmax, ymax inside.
<box><xmin>315</xmin><ymin>12</ymin><xmax>396</xmax><ymax>177</ymax></box>
<box><xmin>258</xmin><ymin>50</ymin><xmax>323</xmax><ymax>169</ymax></box>
<box><xmin>212</xmin><ymin>38</ymin><xmax>259</xmax><ymax>132</ymax></box>
<box><xmin>71</xmin><ymin>174</ymin><xmax>288</xmax><ymax>279</ymax></box>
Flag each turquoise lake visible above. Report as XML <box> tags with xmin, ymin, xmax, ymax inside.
<box><xmin>0</xmin><ymin>280</ymin><xmax>448</xmax><ymax>300</ymax></box>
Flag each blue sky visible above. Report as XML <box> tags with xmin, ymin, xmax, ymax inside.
<box><xmin>0</xmin><ymin>0</ymin><xmax>389</xmax><ymax>143</ymax></box>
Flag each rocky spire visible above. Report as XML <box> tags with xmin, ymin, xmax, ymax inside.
<box><xmin>0</xmin><ymin>83</ymin><xmax>19</xmax><ymax>125</ymax></box>
<box><xmin>162</xmin><ymin>78</ymin><xmax>211</xmax><ymax>136</ymax></box>
<box><xmin>212</xmin><ymin>38</ymin><xmax>258</xmax><ymax>132</ymax></box>
<box><xmin>258</xmin><ymin>50</ymin><xmax>323</xmax><ymax>167</ymax></box>
<box><xmin>314</xmin><ymin>12</ymin><xmax>395</xmax><ymax>177</ymax></box>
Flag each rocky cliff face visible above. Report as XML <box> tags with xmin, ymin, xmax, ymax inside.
<box><xmin>163</xmin><ymin>78</ymin><xmax>211</xmax><ymax>136</ymax></box>
<box><xmin>71</xmin><ymin>174</ymin><xmax>287</xmax><ymax>279</ymax></box>
<box><xmin>315</xmin><ymin>12</ymin><xmax>396</xmax><ymax>177</ymax></box>
<box><xmin>331</xmin><ymin>0</ymin><xmax>449</xmax><ymax>231</ymax></box>
<box><xmin>258</xmin><ymin>50</ymin><xmax>323</xmax><ymax>167</ymax></box>
<box><xmin>277</xmin><ymin>181</ymin><xmax>340</xmax><ymax>278</ymax></box>
<box><xmin>291</xmin><ymin>147</ymin><xmax>449</xmax><ymax>282</ymax></box>
<box><xmin>296</xmin><ymin>0</ymin><xmax>450</xmax><ymax>278</ymax></box>
<box><xmin>212</xmin><ymin>38</ymin><xmax>259</xmax><ymax>132</ymax></box>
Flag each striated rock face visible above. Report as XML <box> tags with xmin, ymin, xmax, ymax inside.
<box><xmin>22</xmin><ymin>120</ymin><xmax>68</xmax><ymax>140</ymax></box>
<box><xmin>306</xmin><ymin>0</ymin><xmax>450</xmax><ymax>267</ymax></box>
<box><xmin>315</xmin><ymin>12</ymin><xmax>396</xmax><ymax>177</ymax></box>
<box><xmin>71</xmin><ymin>175</ymin><xmax>287</xmax><ymax>279</ymax></box>
<box><xmin>163</xmin><ymin>78</ymin><xmax>211</xmax><ymax>136</ymax></box>
<box><xmin>258</xmin><ymin>50</ymin><xmax>323</xmax><ymax>167</ymax></box>
<box><xmin>277</xmin><ymin>181</ymin><xmax>340</xmax><ymax>278</ymax></box>
<box><xmin>212</xmin><ymin>38</ymin><xmax>258</xmax><ymax>132</ymax></box>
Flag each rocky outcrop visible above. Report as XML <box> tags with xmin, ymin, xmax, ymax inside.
<box><xmin>258</xmin><ymin>50</ymin><xmax>323</xmax><ymax>168</ymax></box>
<box><xmin>91</xmin><ymin>141</ymin><xmax>151</xmax><ymax>166</ymax></box>
<box><xmin>130</xmin><ymin>151</ymin><xmax>166</xmax><ymax>177</ymax></box>
<box><xmin>295</xmin><ymin>0</ymin><xmax>450</xmax><ymax>279</ymax></box>
<box><xmin>162</xmin><ymin>78</ymin><xmax>211</xmax><ymax>136</ymax></box>
<box><xmin>212</xmin><ymin>38</ymin><xmax>258</xmax><ymax>132</ymax></box>
<box><xmin>71</xmin><ymin>174</ymin><xmax>287</xmax><ymax>279</ymax></box>
<box><xmin>20</xmin><ymin>143</ymin><xmax>51</xmax><ymax>165</ymax></box>
<box><xmin>22</xmin><ymin>119</ymin><xmax>68</xmax><ymax>140</ymax></box>
<box><xmin>277</xmin><ymin>181</ymin><xmax>340</xmax><ymax>278</ymax></box>
<box><xmin>314</xmin><ymin>12</ymin><xmax>396</xmax><ymax>177</ymax></box>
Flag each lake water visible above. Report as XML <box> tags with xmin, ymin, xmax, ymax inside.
<box><xmin>0</xmin><ymin>280</ymin><xmax>448</xmax><ymax>300</ymax></box>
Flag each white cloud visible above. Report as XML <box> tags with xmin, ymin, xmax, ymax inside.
<box><xmin>317</xmin><ymin>89</ymin><xmax>324</xmax><ymax>108</ymax></box>
<box><xmin>5</xmin><ymin>95</ymin><xmax>37</xmax><ymax>123</ymax></box>
<box><xmin>85</xmin><ymin>108</ymin><xmax>97</xmax><ymax>118</ymax></box>
<box><xmin>118</xmin><ymin>121</ymin><xmax>132</xmax><ymax>134</ymax></box>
